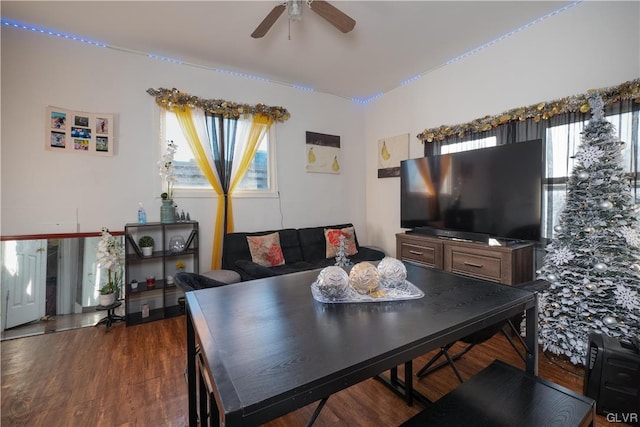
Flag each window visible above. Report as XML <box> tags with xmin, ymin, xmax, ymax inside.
<box><xmin>439</xmin><ymin>136</ymin><xmax>497</xmax><ymax>154</ymax></box>
<box><xmin>163</xmin><ymin>110</ymin><xmax>276</xmax><ymax>195</ymax></box>
<box><xmin>437</xmin><ymin>109</ymin><xmax>640</xmax><ymax>240</ymax></box>
<box><xmin>543</xmin><ymin>110</ymin><xmax>639</xmax><ymax>237</ymax></box>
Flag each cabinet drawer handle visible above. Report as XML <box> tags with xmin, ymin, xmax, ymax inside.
<box><xmin>464</xmin><ymin>261</ymin><xmax>483</xmax><ymax>268</ymax></box>
<box><xmin>409</xmin><ymin>250</ymin><xmax>424</xmax><ymax>256</ymax></box>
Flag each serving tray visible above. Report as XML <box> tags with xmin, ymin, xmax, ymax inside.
<box><xmin>311</xmin><ymin>280</ymin><xmax>424</xmax><ymax>303</ymax></box>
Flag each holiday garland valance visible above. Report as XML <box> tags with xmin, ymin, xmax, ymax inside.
<box><xmin>417</xmin><ymin>78</ymin><xmax>640</xmax><ymax>143</ymax></box>
<box><xmin>147</xmin><ymin>88</ymin><xmax>291</xmax><ymax>122</ymax></box>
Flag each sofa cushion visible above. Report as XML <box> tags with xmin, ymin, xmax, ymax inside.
<box><xmin>235</xmin><ymin>259</ymin><xmax>315</xmax><ymax>280</ymax></box>
<box><xmin>324</xmin><ymin>227</ymin><xmax>358</xmax><ymax>257</ymax></box>
<box><xmin>174</xmin><ymin>272</ymin><xmax>229</xmax><ymax>292</ymax></box>
<box><xmin>298</xmin><ymin>223</ymin><xmax>359</xmax><ymax>262</ymax></box>
<box><xmin>235</xmin><ymin>260</ymin><xmax>278</xmax><ymax>279</ymax></box>
<box><xmin>269</xmin><ymin>261</ymin><xmax>316</xmax><ymax>276</ymax></box>
<box><xmin>222</xmin><ymin>228</ymin><xmax>302</xmax><ymax>271</ymax></box>
<box><xmin>247</xmin><ymin>232</ymin><xmax>285</xmax><ymax>267</ymax></box>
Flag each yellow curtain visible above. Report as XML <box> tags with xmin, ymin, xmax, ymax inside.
<box><xmin>226</xmin><ymin>113</ymin><xmax>274</xmax><ymax>232</ymax></box>
<box><xmin>172</xmin><ymin>108</ymin><xmax>274</xmax><ymax>270</ymax></box>
<box><xmin>172</xmin><ymin>106</ymin><xmax>227</xmax><ymax>269</ymax></box>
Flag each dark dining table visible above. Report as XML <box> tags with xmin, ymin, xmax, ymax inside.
<box><xmin>185</xmin><ymin>262</ymin><xmax>538</xmax><ymax>426</ymax></box>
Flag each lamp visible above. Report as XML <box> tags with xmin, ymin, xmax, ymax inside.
<box><xmin>288</xmin><ymin>0</ymin><xmax>303</xmax><ymax>22</ymax></box>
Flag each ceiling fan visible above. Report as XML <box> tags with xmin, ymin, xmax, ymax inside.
<box><xmin>251</xmin><ymin>0</ymin><xmax>356</xmax><ymax>39</ymax></box>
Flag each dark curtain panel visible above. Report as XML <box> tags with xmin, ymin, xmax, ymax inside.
<box><xmin>424</xmin><ymin>100</ymin><xmax>640</xmax><ymax>239</ymax></box>
<box><xmin>205</xmin><ymin>114</ymin><xmax>238</xmax><ymax>232</ymax></box>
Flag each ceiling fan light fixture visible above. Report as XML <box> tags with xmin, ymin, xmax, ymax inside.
<box><xmin>251</xmin><ymin>0</ymin><xmax>354</xmax><ymax>39</ymax></box>
<box><xmin>288</xmin><ymin>0</ymin><xmax>303</xmax><ymax>22</ymax></box>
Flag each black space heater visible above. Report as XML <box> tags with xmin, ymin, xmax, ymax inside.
<box><xmin>584</xmin><ymin>332</ymin><xmax>640</xmax><ymax>425</ymax></box>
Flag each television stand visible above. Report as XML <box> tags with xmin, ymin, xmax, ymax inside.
<box><xmin>396</xmin><ymin>233</ymin><xmax>534</xmax><ymax>285</ymax></box>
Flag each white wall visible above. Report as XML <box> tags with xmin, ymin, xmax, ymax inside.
<box><xmin>3</xmin><ymin>1</ymin><xmax>639</xmax><ymax>269</ymax></box>
<box><xmin>1</xmin><ymin>28</ymin><xmax>366</xmax><ymax>269</ymax></box>
<box><xmin>364</xmin><ymin>1</ymin><xmax>640</xmax><ymax>255</ymax></box>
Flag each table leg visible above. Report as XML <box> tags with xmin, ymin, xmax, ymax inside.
<box><xmin>390</xmin><ymin>366</ymin><xmax>398</xmax><ymax>385</ymax></box>
<box><xmin>524</xmin><ymin>299</ymin><xmax>539</xmax><ymax>375</ymax></box>
<box><xmin>199</xmin><ymin>365</ymin><xmax>209</xmax><ymax>426</ymax></box>
<box><xmin>404</xmin><ymin>361</ymin><xmax>413</xmax><ymax>406</ymax></box>
<box><xmin>187</xmin><ymin>305</ymin><xmax>198</xmax><ymax>427</ymax></box>
<box><xmin>375</xmin><ymin>361</ymin><xmax>427</xmax><ymax>407</ymax></box>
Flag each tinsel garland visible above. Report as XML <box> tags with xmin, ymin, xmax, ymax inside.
<box><xmin>146</xmin><ymin>88</ymin><xmax>291</xmax><ymax>122</ymax></box>
<box><xmin>417</xmin><ymin>78</ymin><xmax>640</xmax><ymax>143</ymax></box>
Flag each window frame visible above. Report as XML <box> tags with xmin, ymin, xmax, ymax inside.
<box><xmin>160</xmin><ymin>109</ymin><xmax>279</xmax><ymax>199</ymax></box>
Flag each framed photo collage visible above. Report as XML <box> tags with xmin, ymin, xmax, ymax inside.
<box><xmin>46</xmin><ymin>106</ymin><xmax>114</xmax><ymax>156</ymax></box>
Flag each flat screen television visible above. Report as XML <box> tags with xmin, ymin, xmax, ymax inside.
<box><xmin>400</xmin><ymin>140</ymin><xmax>543</xmax><ymax>242</ymax></box>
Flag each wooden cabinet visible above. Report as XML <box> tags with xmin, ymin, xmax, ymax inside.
<box><xmin>124</xmin><ymin>221</ymin><xmax>199</xmax><ymax>325</ymax></box>
<box><xmin>396</xmin><ymin>233</ymin><xmax>534</xmax><ymax>285</ymax></box>
<box><xmin>396</xmin><ymin>233</ymin><xmax>443</xmax><ymax>269</ymax></box>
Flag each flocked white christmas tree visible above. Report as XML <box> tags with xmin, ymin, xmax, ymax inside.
<box><xmin>334</xmin><ymin>235</ymin><xmax>350</xmax><ymax>267</ymax></box>
<box><xmin>537</xmin><ymin>93</ymin><xmax>640</xmax><ymax>365</ymax></box>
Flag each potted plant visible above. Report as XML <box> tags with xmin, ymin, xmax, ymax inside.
<box><xmin>96</xmin><ymin>227</ymin><xmax>123</xmax><ymax>307</ymax></box>
<box><xmin>139</xmin><ymin>235</ymin><xmax>155</xmax><ymax>256</ymax></box>
<box><xmin>99</xmin><ymin>281</ymin><xmax>118</xmax><ymax>306</ymax></box>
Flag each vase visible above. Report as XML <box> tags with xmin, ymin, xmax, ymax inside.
<box><xmin>161</xmin><ymin>199</ymin><xmax>176</xmax><ymax>224</ymax></box>
<box><xmin>99</xmin><ymin>293</ymin><xmax>116</xmax><ymax>307</ymax></box>
<box><xmin>141</xmin><ymin>246</ymin><xmax>153</xmax><ymax>257</ymax></box>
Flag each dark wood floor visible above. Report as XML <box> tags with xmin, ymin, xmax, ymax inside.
<box><xmin>0</xmin><ymin>315</ymin><xmax>624</xmax><ymax>427</ymax></box>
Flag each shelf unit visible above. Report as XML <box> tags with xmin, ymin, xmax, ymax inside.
<box><xmin>124</xmin><ymin>221</ymin><xmax>199</xmax><ymax>326</ymax></box>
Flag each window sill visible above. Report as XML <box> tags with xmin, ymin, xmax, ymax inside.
<box><xmin>169</xmin><ymin>188</ymin><xmax>279</xmax><ymax>199</ymax></box>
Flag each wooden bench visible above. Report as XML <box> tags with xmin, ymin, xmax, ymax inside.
<box><xmin>401</xmin><ymin>360</ymin><xmax>595</xmax><ymax>427</ymax></box>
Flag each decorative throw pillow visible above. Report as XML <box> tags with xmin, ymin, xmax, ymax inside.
<box><xmin>325</xmin><ymin>227</ymin><xmax>358</xmax><ymax>258</ymax></box>
<box><xmin>247</xmin><ymin>232</ymin><xmax>285</xmax><ymax>267</ymax></box>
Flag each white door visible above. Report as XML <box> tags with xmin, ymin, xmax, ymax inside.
<box><xmin>2</xmin><ymin>240</ymin><xmax>46</xmax><ymax>329</ymax></box>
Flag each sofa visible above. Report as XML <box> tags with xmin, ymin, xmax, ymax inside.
<box><xmin>221</xmin><ymin>223</ymin><xmax>385</xmax><ymax>281</ymax></box>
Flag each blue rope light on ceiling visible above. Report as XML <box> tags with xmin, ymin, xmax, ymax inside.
<box><xmin>444</xmin><ymin>0</ymin><xmax>581</xmax><ymax>66</ymax></box>
<box><xmin>147</xmin><ymin>54</ymin><xmax>182</xmax><ymax>65</ymax></box>
<box><xmin>214</xmin><ymin>68</ymin><xmax>270</xmax><ymax>82</ymax></box>
<box><xmin>400</xmin><ymin>74</ymin><xmax>422</xmax><ymax>86</ymax></box>
<box><xmin>352</xmin><ymin>93</ymin><xmax>383</xmax><ymax>105</ymax></box>
<box><xmin>2</xmin><ymin>1</ymin><xmax>581</xmax><ymax>105</ymax></box>
<box><xmin>385</xmin><ymin>0</ymin><xmax>582</xmax><ymax>105</ymax></box>
<box><xmin>2</xmin><ymin>18</ymin><xmax>107</xmax><ymax>47</ymax></box>
<box><xmin>293</xmin><ymin>84</ymin><xmax>315</xmax><ymax>92</ymax></box>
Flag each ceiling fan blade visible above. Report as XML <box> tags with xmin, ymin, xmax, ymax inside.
<box><xmin>309</xmin><ymin>0</ymin><xmax>356</xmax><ymax>33</ymax></box>
<box><xmin>251</xmin><ymin>4</ymin><xmax>286</xmax><ymax>38</ymax></box>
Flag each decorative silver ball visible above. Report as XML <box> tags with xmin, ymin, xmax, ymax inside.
<box><xmin>577</xmin><ymin>171</ymin><xmax>590</xmax><ymax>180</ymax></box>
<box><xmin>603</xmin><ymin>316</ymin><xmax>617</xmax><ymax>326</ymax></box>
<box><xmin>553</xmin><ymin>225</ymin><xmax>563</xmax><ymax>233</ymax></box>
<box><xmin>547</xmin><ymin>273</ymin><xmax>557</xmax><ymax>282</ymax></box>
<box><xmin>584</xmin><ymin>227</ymin><xmax>595</xmax><ymax>233</ymax></box>
<box><xmin>600</xmin><ymin>200</ymin><xmax>613</xmax><ymax>210</ymax></box>
<box><xmin>631</xmin><ymin>264</ymin><xmax>640</xmax><ymax>272</ymax></box>
<box><xmin>594</xmin><ymin>262</ymin><xmax>607</xmax><ymax>272</ymax></box>
<box><xmin>316</xmin><ymin>266</ymin><xmax>349</xmax><ymax>300</ymax></box>
<box><xmin>585</xmin><ymin>283</ymin><xmax>596</xmax><ymax>291</ymax></box>
<box><xmin>349</xmin><ymin>262</ymin><xmax>380</xmax><ymax>294</ymax></box>
<box><xmin>377</xmin><ymin>257</ymin><xmax>407</xmax><ymax>288</ymax></box>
